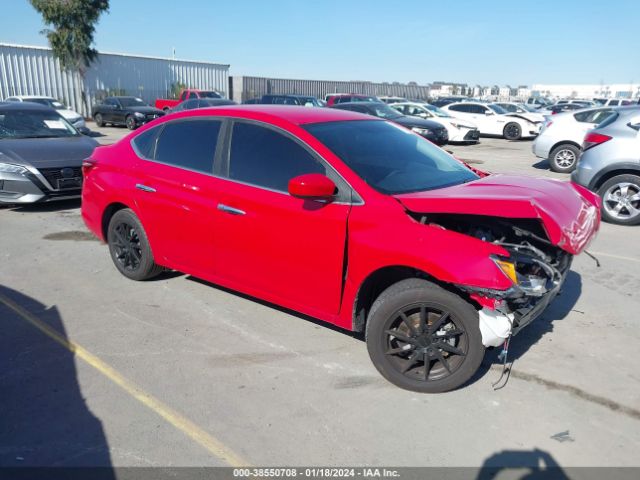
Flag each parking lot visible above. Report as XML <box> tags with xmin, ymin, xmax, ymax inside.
<box><xmin>2</xmin><ymin>123</ymin><xmax>639</xmax><ymax>470</ymax></box>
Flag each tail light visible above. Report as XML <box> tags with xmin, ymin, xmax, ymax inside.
<box><xmin>545</xmin><ymin>121</ymin><xmax>553</xmax><ymax>128</ymax></box>
<box><xmin>582</xmin><ymin>132</ymin><xmax>612</xmax><ymax>151</ymax></box>
<box><xmin>82</xmin><ymin>158</ymin><xmax>98</xmax><ymax>176</ymax></box>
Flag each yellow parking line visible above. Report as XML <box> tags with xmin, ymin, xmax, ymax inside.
<box><xmin>0</xmin><ymin>292</ymin><xmax>249</xmax><ymax>467</ymax></box>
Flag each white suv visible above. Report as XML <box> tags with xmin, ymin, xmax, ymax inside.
<box><xmin>532</xmin><ymin>107</ymin><xmax>614</xmax><ymax>173</ymax></box>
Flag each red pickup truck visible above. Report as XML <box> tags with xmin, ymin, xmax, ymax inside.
<box><xmin>155</xmin><ymin>89</ymin><xmax>222</xmax><ymax>111</ymax></box>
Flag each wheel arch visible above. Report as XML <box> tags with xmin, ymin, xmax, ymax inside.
<box><xmin>351</xmin><ymin>265</ymin><xmax>476</xmax><ymax>333</ymax></box>
<box><xmin>590</xmin><ymin>164</ymin><xmax>640</xmax><ymax>191</ymax></box>
<box><xmin>101</xmin><ymin>201</ymin><xmax>132</xmax><ymax>241</ymax></box>
<box><xmin>550</xmin><ymin>140</ymin><xmax>581</xmax><ymax>154</ymax></box>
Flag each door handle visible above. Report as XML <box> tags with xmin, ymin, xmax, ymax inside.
<box><xmin>136</xmin><ymin>183</ymin><xmax>156</xmax><ymax>193</ymax></box>
<box><xmin>217</xmin><ymin>203</ymin><xmax>246</xmax><ymax>216</ymax></box>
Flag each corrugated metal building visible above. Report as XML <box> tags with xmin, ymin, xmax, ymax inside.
<box><xmin>0</xmin><ymin>43</ymin><xmax>230</xmax><ymax>117</ymax></box>
<box><xmin>230</xmin><ymin>76</ymin><xmax>431</xmax><ymax>103</ymax></box>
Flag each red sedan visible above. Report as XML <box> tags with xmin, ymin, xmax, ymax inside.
<box><xmin>81</xmin><ymin>105</ymin><xmax>600</xmax><ymax>393</ymax></box>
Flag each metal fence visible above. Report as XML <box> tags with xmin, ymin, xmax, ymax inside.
<box><xmin>230</xmin><ymin>75</ymin><xmax>432</xmax><ymax>103</ymax></box>
<box><xmin>0</xmin><ymin>43</ymin><xmax>230</xmax><ymax>117</ymax></box>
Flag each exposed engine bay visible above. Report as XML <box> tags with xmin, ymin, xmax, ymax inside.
<box><xmin>412</xmin><ymin>213</ymin><xmax>573</xmax><ymax>339</ymax></box>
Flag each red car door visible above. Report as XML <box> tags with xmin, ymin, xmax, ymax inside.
<box><xmin>212</xmin><ymin>121</ymin><xmax>352</xmax><ymax>317</ymax></box>
<box><xmin>132</xmin><ymin>118</ymin><xmax>224</xmax><ymax>275</ymax></box>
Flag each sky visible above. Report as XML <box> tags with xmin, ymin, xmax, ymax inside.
<box><xmin>2</xmin><ymin>0</ymin><xmax>639</xmax><ymax>86</ymax></box>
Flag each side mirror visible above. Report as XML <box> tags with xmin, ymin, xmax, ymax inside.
<box><xmin>288</xmin><ymin>174</ymin><xmax>336</xmax><ymax>199</ymax></box>
<box><xmin>417</xmin><ymin>112</ymin><xmax>428</xmax><ymax>118</ymax></box>
<box><xmin>485</xmin><ymin>110</ymin><xmax>494</xmax><ymax>115</ymax></box>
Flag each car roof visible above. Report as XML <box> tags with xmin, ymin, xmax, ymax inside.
<box><xmin>7</xmin><ymin>95</ymin><xmax>55</xmax><ymax>100</ymax></box>
<box><xmin>264</xmin><ymin>94</ymin><xmax>315</xmax><ymax>99</ymax></box>
<box><xmin>0</xmin><ymin>101</ymin><xmax>54</xmax><ymax>112</ymax></box>
<box><xmin>166</xmin><ymin>104</ymin><xmax>377</xmax><ymax>125</ymax></box>
<box><xmin>331</xmin><ymin>101</ymin><xmax>386</xmax><ymax>108</ymax></box>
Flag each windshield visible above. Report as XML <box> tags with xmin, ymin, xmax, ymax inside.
<box><xmin>367</xmin><ymin>103</ymin><xmax>403</xmax><ymax>119</ymax></box>
<box><xmin>519</xmin><ymin>103</ymin><xmax>538</xmax><ymax>112</ymax></box>
<box><xmin>119</xmin><ymin>97</ymin><xmax>147</xmax><ymax>107</ymax></box>
<box><xmin>0</xmin><ymin>110</ymin><xmax>78</xmax><ymax>139</ymax></box>
<box><xmin>24</xmin><ymin>98</ymin><xmax>66</xmax><ymax>110</ymax></box>
<box><xmin>424</xmin><ymin>104</ymin><xmax>452</xmax><ymax>117</ymax></box>
<box><xmin>304</xmin><ymin>120</ymin><xmax>478</xmax><ymax>194</ymax></box>
<box><xmin>488</xmin><ymin>104</ymin><xmax>508</xmax><ymax>114</ymax></box>
<box><xmin>198</xmin><ymin>91</ymin><xmax>222</xmax><ymax>99</ymax></box>
<box><xmin>353</xmin><ymin>96</ymin><xmax>379</xmax><ymax>103</ymax></box>
<box><xmin>300</xmin><ymin>97</ymin><xmax>322</xmax><ymax>107</ymax></box>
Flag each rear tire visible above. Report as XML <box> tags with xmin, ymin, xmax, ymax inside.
<box><xmin>503</xmin><ymin>122</ymin><xmax>522</xmax><ymax>140</ymax></box>
<box><xmin>94</xmin><ymin>113</ymin><xmax>104</xmax><ymax>128</ymax></box>
<box><xmin>365</xmin><ymin>278</ymin><xmax>484</xmax><ymax>393</ymax></box>
<box><xmin>597</xmin><ymin>174</ymin><xmax>640</xmax><ymax>226</ymax></box>
<box><xmin>107</xmin><ymin>209</ymin><xmax>164</xmax><ymax>280</ymax></box>
<box><xmin>549</xmin><ymin>144</ymin><xmax>580</xmax><ymax>173</ymax></box>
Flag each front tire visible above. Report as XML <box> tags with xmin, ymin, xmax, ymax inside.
<box><xmin>598</xmin><ymin>174</ymin><xmax>640</xmax><ymax>226</ymax></box>
<box><xmin>125</xmin><ymin>115</ymin><xmax>137</xmax><ymax>130</ymax></box>
<box><xmin>366</xmin><ymin>279</ymin><xmax>484</xmax><ymax>393</ymax></box>
<box><xmin>107</xmin><ymin>209</ymin><xmax>164</xmax><ymax>280</ymax></box>
<box><xmin>549</xmin><ymin>144</ymin><xmax>580</xmax><ymax>173</ymax></box>
<box><xmin>503</xmin><ymin>122</ymin><xmax>522</xmax><ymax>140</ymax></box>
<box><xmin>94</xmin><ymin>113</ymin><xmax>104</xmax><ymax>128</ymax></box>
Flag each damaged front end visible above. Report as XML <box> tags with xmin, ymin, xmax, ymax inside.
<box><xmin>414</xmin><ymin>214</ymin><xmax>573</xmax><ymax>347</ymax></box>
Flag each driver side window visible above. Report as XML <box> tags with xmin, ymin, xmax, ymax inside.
<box><xmin>227</xmin><ymin>122</ymin><xmax>326</xmax><ymax>193</ymax></box>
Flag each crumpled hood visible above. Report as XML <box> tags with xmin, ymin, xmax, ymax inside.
<box><xmin>0</xmin><ymin>136</ymin><xmax>98</xmax><ymax>168</ymax></box>
<box><xmin>394</xmin><ymin>174</ymin><xmax>601</xmax><ymax>255</ymax></box>
<box><xmin>504</xmin><ymin>112</ymin><xmax>544</xmax><ymax>124</ymax></box>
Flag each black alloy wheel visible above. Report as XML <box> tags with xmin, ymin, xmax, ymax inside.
<box><xmin>107</xmin><ymin>208</ymin><xmax>164</xmax><ymax>280</ymax></box>
<box><xmin>366</xmin><ymin>279</ymin><xmax>484</xmax><ymax>393</ymax></box>
<box><xmin>503</xmin><ymin>122</ymin><xmax>522</xmax><ymax>140</ymax></box>
<box><xmin>383</xmin><ymin>304</ymin><xmax>468</xmax><ymax>382</ymax></box>
<box><xmin>111</xmin><ymin>221</ymin><xmax>142</xmax><ymax>272</ymax></box>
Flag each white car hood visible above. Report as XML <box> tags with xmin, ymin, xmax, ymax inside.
<box><xmin>57</xmin><ymin>109</ymin><xmax>82</xmax><ymax>121</ymax></box>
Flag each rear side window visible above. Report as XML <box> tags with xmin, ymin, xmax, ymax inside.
<box><xmin>154</xmin><ymin>120</ymin><xmax>221</xmax><ymax>173</ymax></box>
<box><xmin>228</xmin><ymin>122</ymin><xmax>325</xmax><ymax>192</ymax></box>
<box><xmin>574</xmin><ymin>109</ymin><xmax>613</xmax><ymax>123</ymax></box>
<box><xmin>132</xmin><ymin>126</ymin><xmax>160</xmax><ymax>159</ymax></box>
<box><xmin>595</xmin><ymin>113</ymin><xmax>619</xmax><ymax>130</ymax></box>
<box><xmin>449</xmin><ymin>104</ymin><xmax>471</xmax><ymax>113</ymax></box>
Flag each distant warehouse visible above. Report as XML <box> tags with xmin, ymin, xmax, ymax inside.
<box><xmin>0</xmin><ymin>43</ymin><xmax>229</xmax><ymax>117</ymax></box>
<box><xmin>230</xmin><ymin>76</ymin><xmax>432</xmax><ymax>103</ymax></box>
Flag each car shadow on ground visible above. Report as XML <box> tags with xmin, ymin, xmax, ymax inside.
<box><xmin>5</xmin><ymin>198</ymin><xmax>81</xmax><ymax>213</ymax></box>
<box><xmin>83</xmin><ymin>129</ymin><xmax>106</xmax><ymax>138</ymax></box>
<box><xmin>532</xmin><ymin>159</ymin><xmax>551</xmax><ymax>170</ymax></box>
<box><xmin>185</xmin><ymin>276</ymin><xmax>359</xmax><ymax>338</ymax></box>
<box><xmin>476</xmin><ymin>448</ymin><xmax>570</xmax><ymax>479</ymax></box>
<box><xmin>0</xmin><ymin>285</ymin><xmax>114</xmax><ymax>475</ymax></box>
<box><xmin>188</xmin><ymin>270</ymin><xmax>581</xmax><ymax>389</ymax></box>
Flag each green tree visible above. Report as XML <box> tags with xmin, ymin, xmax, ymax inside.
<box><xmin>30</xmin><ymin>0</ymin><xmax>109</xmax><ymax>113</ymax></box>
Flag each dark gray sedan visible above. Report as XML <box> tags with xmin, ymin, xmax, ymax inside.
<box><xmin>0</xmin><ymin>102</ymin><xmax>98</xmax><ymax>204</ymax></box>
